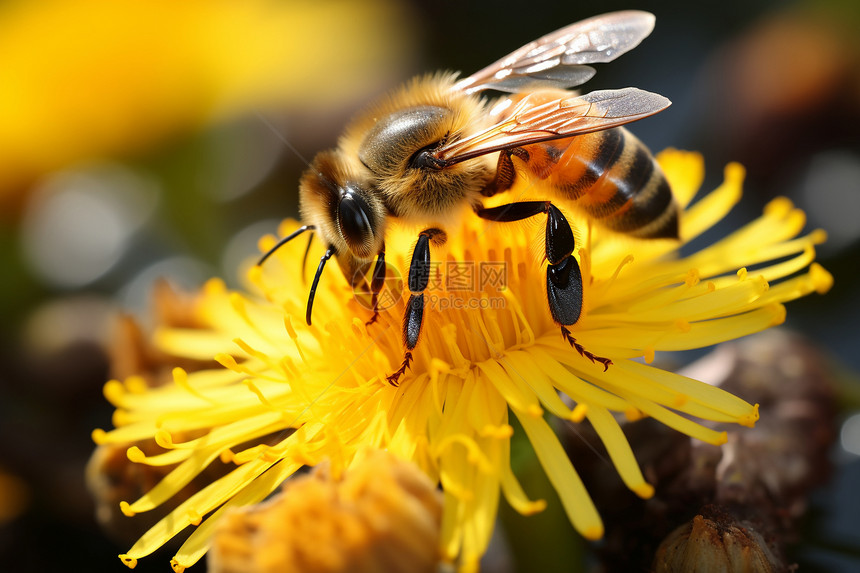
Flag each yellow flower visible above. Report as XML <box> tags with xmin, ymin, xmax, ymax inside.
<box><xmin>207</xmin><ymin>450</ymin><xmax>442</xmax><ymax>573</ymax></box>
<box><xmin>0</xmin><ymin>0</ymin><xmax>410</xmax><ymax>202</ymax></box>
<box><xmin>92</xmin><ymin>150</ymin><xmax>831</xmax><ymax>571</ymax></box>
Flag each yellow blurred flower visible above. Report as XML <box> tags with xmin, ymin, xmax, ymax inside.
<box><xmin>207</xmin><ymin>450</ymin><xmax>442</xmax><ymax>573</ymax></box>
<box><xmin>0</xmin><ymin>0</ymin><xmax>411</xmax><ymax>204</ymax></box>
<box><xmin>92</xmin><ymin>150</ymin><xmax>831</xmax><ymax>571</ymax></box>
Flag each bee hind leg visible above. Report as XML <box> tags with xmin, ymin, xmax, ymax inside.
<box><xmin>560</xmin><ymin>325</ymin><xmax>612</xmax><ymax>371</ymax></box>
<box><xmin>480</xmin><ymin>149</ymin><xmax>521</xmax><ymax>197</ymax></box>
<box><xmin>475</xmin><ymin>201</ymin><xmax>612</xmax><ymax>371</ymax></box>
<box><xmin>386</xmin><ymin>229</ymin><xmax>446</xmax><ymax>386</ymax></box>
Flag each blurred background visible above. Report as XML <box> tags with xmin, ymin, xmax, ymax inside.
<box><xmin>0</xmin><ymin>0</ymin><xmax>858</xmax><ymax>571</ymax></box>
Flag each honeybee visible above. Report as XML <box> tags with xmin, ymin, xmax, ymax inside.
<box><xmin>260</xmin><ymin>11</ymin><xmax>678</xmax><ymax>385</ymax></box>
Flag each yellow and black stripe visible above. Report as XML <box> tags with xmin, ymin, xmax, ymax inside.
<box><xmin>544</xmin><ymin>127</ymin><xmax>679</xmax><ymax>239</ymax></box>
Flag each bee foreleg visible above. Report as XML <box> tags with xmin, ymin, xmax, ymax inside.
<box><xmin>365</xmin><ymin>245</ymin><xmax>387</xmax><ymax>327</ymax></box>
<box><xmin>306</xmin><ymin>245</ymin><xmax>336</xmax><ymax>326</ymax></box>
<box><xmin>387</xmin><ymin>229</ymin><xmax>446</xmax><ymax>386</ymax></box>
<box><xmin>475</xmin><ymin>201</ymin><xmax>612</xmax><ymax>370</ymax></box>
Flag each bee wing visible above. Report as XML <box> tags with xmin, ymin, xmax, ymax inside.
<box><xmin>453</xmin><ymin>11</ymin><xmax>656</xmax><ymax>94</ymax></box>
<box><xmin>436</xmin><ymin>88</ymin><xmax>670</xmax><ymax>164</ymax></box>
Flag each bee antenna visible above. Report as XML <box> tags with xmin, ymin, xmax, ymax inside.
<box><xmin>257</xmin><ymin>225</ymin><xmax>316</xmax><ymax>266</ymax></box>
<box><xmin>306</xmin><ymin>246</ymin><xmax>336</xmax><ymax>325</ymax></box>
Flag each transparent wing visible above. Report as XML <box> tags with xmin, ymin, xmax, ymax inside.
<box><xmin>436</xmin><ymin>88</ymin><xmax>670</xmax><ymax>164</ymax></box>
<box><xmin>453</xmin><ymin>11</ymin><xmax>656</xmax><ymax>94</ymax></box>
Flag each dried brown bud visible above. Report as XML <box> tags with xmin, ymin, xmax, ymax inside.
<box><xmin>653</xmin><ymin>509</ymin><xmax>784</xmax><ymax>573</ymax></box>
<box><xmin>563</xmin><ymin>330</ymin><xmax>836</xmax><ymax>572</ymax></box>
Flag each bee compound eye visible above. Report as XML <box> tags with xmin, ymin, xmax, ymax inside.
<box><xmin>337</xmin><ymin>190</ymin><xmax>375</xmax><ymax>255</ymax></box>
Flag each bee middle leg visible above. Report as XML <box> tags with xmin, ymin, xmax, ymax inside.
<box><xmin>474</xmin><ymin>201</ymin><xmax>611</xmax><ymax>371</ymax></box>
<box><xmin>387</xmin><ymin>228</ymin><xmax>447</xmax><ymax>386</ymax></box>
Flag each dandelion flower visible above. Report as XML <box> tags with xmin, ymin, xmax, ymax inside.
<box><xmin>92</xmin><ymin>150</ymin><xmax>832</xmax><ymax>571</ymax></box>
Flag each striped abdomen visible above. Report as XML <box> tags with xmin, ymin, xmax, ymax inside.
<box><xmin>522</xmin><ymin>127</ymin><xmax>678</xmax><ymax>239</ymax></box>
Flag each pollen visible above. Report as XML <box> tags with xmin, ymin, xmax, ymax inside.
<box><xmin>625</xmin><ymin>408</ymin><xmax>647</xmax><ymax>422</ymax></box>
<box><xmin>810</xmin><ymin>263</ymin><xmax>834</xmax><ymax>294</ymax></box>
<box><xmin>570</xmin><ymin>403</ymin><xmax>589</xmax><ymax>423</ymax></box>
<box><xmin>633</xmin><ymin>483</ymin><xmax>656</xmax><ymax>499</ymax></box>
<box><xmin>118</xmin><ymin>501</ymin><xmax>135</xmax><ymax>517</ymax></box>
<box><xmin>126</xmin><ymin>447</ymin><xmax>146</xmax><ymax>463</ymax></box>
<box><xmin>583</xmin><ymin>525</ymin><xmax>605</xmax><ymax>541</ymax></box>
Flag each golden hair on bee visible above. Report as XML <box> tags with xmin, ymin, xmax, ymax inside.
<box><xmin>337</xmin><ymin>73</ymin><xmax>495</xmax><ymax>221</ymax></box>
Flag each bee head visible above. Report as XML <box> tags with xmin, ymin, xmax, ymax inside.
<box><xmin>299</xmin><ymin>151</ymin><xmax>386</xmax><ymax>262</ymax></box>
